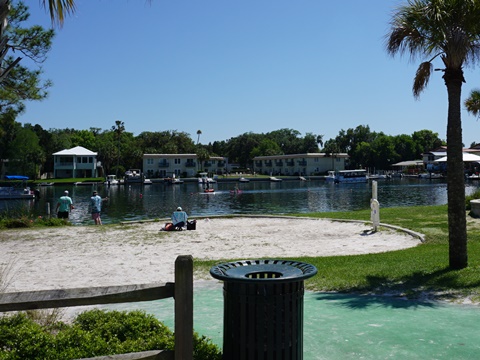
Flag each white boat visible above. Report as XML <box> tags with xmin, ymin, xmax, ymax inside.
<box><xmin>299</xmin><ymin>176</ymin><xmax>307</xmax><ymax>181</ymax></box>
<box><xmin>144</xmin><ymin>178</ymin><xmax>153</xmax><ymax>184</ymax></box>
<box><xmin>104</xmin><ymin>175</ymin><xmax>119</xmax><ymax>185</ymax></box>
<box><xmin>39</xmin><ymin>182</ymin><xmax>54</xmax><ymax>186</ymax></box>
<box><xmin>269</xmin><ymin>176</ymin><xmax>282</xmax><ymax>182</ymax></box>
<box><xmin>368</xmin><ymin>174</ymin><xmax>388</xmax><ymax>180</ymax></box>
<box><xmin>198</xmin><ymin>172</ymin><xmax>216</xmax><ymax>184</ymax></box>
<box><xmin>239</xmin><ymin>177</ymin><xmax>250</xmax><ymax>183</ymax></box>
<box><xmin>418</xmin><ymin>172</ymin><xmax>444</xmax><ymax>179</ymax></box>
<box><xmin>325</xmin><ymin>170</ymin><xmax>368</xmax><ymax>183</ymax></box>
<box><xmin>125</xmin><ymin>169</ymin><xmax>143</xmax><ymax>184</ymax></box>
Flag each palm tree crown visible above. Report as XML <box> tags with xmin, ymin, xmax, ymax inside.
<box><xmin>386</xmin><ymin>0</ymin><xmax>480</xmax><ymax>97</ymax></box>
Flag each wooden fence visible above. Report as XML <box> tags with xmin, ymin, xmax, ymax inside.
<box><xmin>0</xmin><ymin>255</ymin><xmax>194</xmax><ymax>360</ymax></box>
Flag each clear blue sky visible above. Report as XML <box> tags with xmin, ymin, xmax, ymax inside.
<box><xmin>18</xmin><ymin>0</ymin><xmax>480</xmax><ymax>147</ymax></box>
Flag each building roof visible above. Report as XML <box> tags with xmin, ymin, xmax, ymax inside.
<box><xmin>391</xmin><ymin>160</ymin><xmax>424</xmax><ymax>167</ymax></box>
<box><xmin>253</xmin><ymin>153</ymin><xmax>348</xmax><ymax>160</ymax></box>
<box><xmin>53</xmin><ymin>146</ymin><xmax>97</xmax><ymax>156</ymax></box>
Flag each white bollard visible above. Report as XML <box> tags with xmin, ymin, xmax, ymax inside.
<box><xmin>371</xmin><ymin>199</ymin><xmax>380</xmax><ymax>231</ymax></box>
<box><xmin>371</xmin><ymin>180</ymin><xmax>380</xmax><ymax>231</ymax></box>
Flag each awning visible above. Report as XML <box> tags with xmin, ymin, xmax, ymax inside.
<box><xmin>5</xmin><ymin>175</ymin><xmax>29</xmax><ymax>180</ymax></box>
<box><xmin>435</xmin><ymin>153</ymin><xmax>480</xmax><ymax>162</ymax></box>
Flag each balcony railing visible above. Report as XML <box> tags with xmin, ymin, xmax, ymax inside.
<box><xmin>185</xmin><ymin>162</ymin><xmax>196</xmax><ymax>168</ymax></box>
<box><xmin>158</xmin><ymin>162</ymin><xmax>170</xmax><ymax>168</ymax></box>
<box><xmin>275</xmin><ymin>162</ymin><xmax>283</xmax><ymax>167</ymax></box>
<box><xmin>298</xmin><ymin>161</ymin><xmax>307</xmax><ymax>166</ymax></box>
<box><xmin>286</xmin><ymin>161</ymin><xmax>294</xmax><ymax>166</ymax></box>
<box><xmin>264</xmin><ymin>161</ymin><xmax>273</xmax><ymax>167</ymax></box>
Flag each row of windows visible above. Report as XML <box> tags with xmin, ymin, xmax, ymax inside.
<box><xmin>56</xmin><ymin>156</ymin><xmax>94</xmax><ymax>163</ymax></box>
<box><xmin>145</xmin><ymin>159</ymin><xmax>218</xmax><ymax>165</ymax></box>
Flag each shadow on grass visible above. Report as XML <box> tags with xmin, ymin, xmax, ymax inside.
<box><xmin>312</xmin><ymin>266</ymin><xmax>480</xmax><ymax>309</ymax></box>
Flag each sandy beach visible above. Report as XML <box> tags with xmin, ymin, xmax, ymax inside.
<box><xmin>0</xmin><ymin>216</ymin><xmax>422</xmax><ymax>293</ymax></box>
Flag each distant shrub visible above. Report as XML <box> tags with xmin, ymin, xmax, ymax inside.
<box><xmin>0</xmin><ymin>309</ymin><xmax>222</xmax><ymax>360</ymax></box>
<box><xmin>0</xmin><ymin>216</ymin><xmax>72</xmax><ymax>229</ymax></box>
<box><xmin>466</xmin><ymin>189</ymin><xmax>480</xmax><ymax>210</ymax></box>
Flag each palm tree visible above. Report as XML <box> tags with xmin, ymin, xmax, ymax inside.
<box><xmin>41</xmin><ymin>0</ymin><xmax>77</xmax><ymax>27</ymax></box>
<box><xmin>196</xmin><ymin>130</ymin><xmax>202</xmax><ymax>145</ymax></box>
<box><xmin>112</xmin><ymin>120</ymin><xmax>125</xmax><ymax>177</ymax></box>
<box><xmin>465</xmin><ymin>89</ymin><xmax>480</xmax><ymax>119</ymax></box>
<box><xmin>386</xmin><ymin>0</ymin><xmax>480</xmax><ymax>270</ymax></box>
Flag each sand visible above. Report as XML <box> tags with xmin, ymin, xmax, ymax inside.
<box><xmin>0</xmin><ymin>216</ymin><xmax>422</xmax><ymax>293</ymax></box>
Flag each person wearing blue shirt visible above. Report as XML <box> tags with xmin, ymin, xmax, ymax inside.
<box><xmin>90</xmin><ymin>190</ymin><xmax>108</xmax><ymax>225</ymax></box>
<box><xmin>172</xmin><ymin>206</ymin><xmax>188</xmax><ymax>229</ymax></box>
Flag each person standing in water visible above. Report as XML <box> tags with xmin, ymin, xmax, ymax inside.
<box><xmin>90</xmin><ymin>190</ymin><xmax>108</xmax><ymax>225</ymax></box>
<box><xmin>56</xmin><ymin>190</ymin><xmax>74</xmax><ymax>219</ymax></box>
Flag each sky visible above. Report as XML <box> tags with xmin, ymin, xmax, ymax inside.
<box><xmin>17</xmin><ymin>0</ymin><xmax>480</xmax><ymax>147</ymax></box>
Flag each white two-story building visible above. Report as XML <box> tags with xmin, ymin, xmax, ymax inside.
<box><xmin>252</xmin><ymin>153</ymin><xmax>348</xmax><ymax>176</ymax></box>
<box><xmin>53</xmin><ymin>146</ymin><xmax>98</xmax><ymax>178</ymax></box>
<box><xmin>143</xmin><ymin>154</ymin><xmax>227</xmax><ymax>178</ymax></box>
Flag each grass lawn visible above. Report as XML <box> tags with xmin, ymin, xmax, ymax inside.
<box><xmin>195</xmin><ymin>205</ymin><xmax>480</xmax><ymax>302</ymax></box>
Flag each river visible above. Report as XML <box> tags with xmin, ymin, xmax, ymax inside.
<box><xmin>3</xmin><ymin>177</ymin><xmax>479</xmax><ymax>225</ymax></box>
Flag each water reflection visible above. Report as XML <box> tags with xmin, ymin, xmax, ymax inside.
<box><xmin>2</xmin><ymin>178</ymin><xmax>478</xmax><ymax>225</ymax></box>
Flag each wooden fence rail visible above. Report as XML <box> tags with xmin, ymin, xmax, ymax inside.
<box><xmin>0</xmin><ymin>255</ymin><xmax>193</xmax><ymax>360</ymax></box>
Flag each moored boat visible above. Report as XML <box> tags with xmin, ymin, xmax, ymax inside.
<box><xmin>325</xmin><ymin>169</ymin><xmax>368</xmax><ymax>183</ymax></box>
<box><xmin>104</xmin><ymin>175</ymin><xmax>119</xmax><ymax>186</ymax></box>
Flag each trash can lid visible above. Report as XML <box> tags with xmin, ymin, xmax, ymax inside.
<box><xmin>210</xmin><ymin>259</ymin><xmax>317</xmax><ymax>283</ymax></box>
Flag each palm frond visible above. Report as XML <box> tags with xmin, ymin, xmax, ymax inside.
<box><xmin>40</xmin><ymin>0</ymin><xmax>76</xmax><ymax>28</ymax></box>
<box><xmin>413</xmin><ymin>61</ymin><xmax>433</xmax><ymax>98</ymax></box>
<box><xmin>464</xmin><ymin>89</ymin><xmax>480</xmax><ymax>118</ymax></box>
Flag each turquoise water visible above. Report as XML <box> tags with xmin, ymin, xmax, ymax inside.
<box><xmin>107</xmin><ymin>281</ymin><xmax>480</xmax><ymax>359</ymax></box>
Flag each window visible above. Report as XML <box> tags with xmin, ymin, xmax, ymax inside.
<box><xmin>147</xmin><ymin>159</ymin><xmax>154</xmax><ymax>165</ymax></box>
<box><xmin>174</xmin><ymin>158</ymin><xmax>181</xmax><ymax>164</ymax></box>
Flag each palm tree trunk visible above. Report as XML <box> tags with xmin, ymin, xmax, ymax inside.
<box><xmin>444</xmin><ymin>69</ymin><xmax>468</xmax><ymax>269</ymax></box>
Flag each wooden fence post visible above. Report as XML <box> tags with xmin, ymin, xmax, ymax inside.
<box><xmin>174</xmin><ymin>255</ymin><xmax>193</xmax><ymax>360</ymax></box>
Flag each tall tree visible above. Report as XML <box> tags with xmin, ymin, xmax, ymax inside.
<box><xmin>112</xmin><ymin>120</ymin><xmax>125</xmax><ymax>176</ymax></box>
<box><xmin>0</xmin><ymin>2</ymin><xmax>55</xmax><ymax>114</ymax></box>
<box><xmin>196</xmin><ymin>129</ymin><xmax>202</xmax><ymax>145</ymax></box>
<box><xmin>386</xmin><ymin>0</ymin><xmax>480</xmax><ymax>269</ymax></box>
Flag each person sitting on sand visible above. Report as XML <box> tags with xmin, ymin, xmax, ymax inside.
<box><xmin>172</xmin><ymin>206</ymin><xmax>188</xmax><ymax>229</ymax></box>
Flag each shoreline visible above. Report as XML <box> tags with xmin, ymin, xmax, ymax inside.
<box><xmin>0</xmin><ymin>216</ymin><xmax>421</xmax><ymax>293</ymax></box>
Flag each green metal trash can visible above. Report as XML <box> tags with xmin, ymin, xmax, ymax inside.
<box><xmin>210</xmin><ymin>259</ymin><xmax>317</xmax><ymax>360</ymax></box>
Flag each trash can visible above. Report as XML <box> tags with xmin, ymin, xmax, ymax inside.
<box><xmin>210</xmin><ymin>259</ymin><xmax>317</xmax><ymax>360</ymax></box>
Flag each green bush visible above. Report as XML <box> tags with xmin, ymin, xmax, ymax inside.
<box><xmin>466</xmin><ymin>189</ymin><xmax>480</xmax><ymax>210</ymax></box>
<box><xmin>0</xmin><ymin>215</ymin><xmax>72</xmax><ymax>229</ymax></box>
<box><xmin>0</xmin><ymin>309</ymin><xmax>222</xmax><ymax>360</ymax></box>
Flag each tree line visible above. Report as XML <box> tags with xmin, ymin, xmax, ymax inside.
<box><xmin>1</xmin><ymin>115</ymin><xmax>446</xmax><ymax>179</ymax></box>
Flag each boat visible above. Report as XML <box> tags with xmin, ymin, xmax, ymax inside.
<box><xmin>325</xmin><ymin>169</ymin><xmax>368</xmax><ymax>183</ymax></box>
<box><xmin>39</xmin><ymin>182</ymin><xmax>54</xmax><ymax>186</ymax></box>
<box><xmin>239</xmin><ymin>177</ymin><xmax>250</xmax><ymax>183</ymax></box>
<box><xmin>269</xmin><ymin>177</ymin><xmax>282</xmax><ymax>182</ymax></box>
<box><xmin>144</xmin><ymin>178</ymin><xmax>152</xmax><ymax>185</ymax></box>
<box><xmin>0</xmin><ymin>186</ymin><xmax>35</xmax><ymax>200</ymax></box>
<box><xmin>368</xmin><ymin>174</ymin><xmax>389</xmax><ymax>180</ymax></box>
<box><xmin>198</xmin><ymin>172</ymin><xmax>216</xmax><ymax>184</ymax></box>
<box><xmin>1</xmin><ymin>175</ymin><xmax>35</xmax><ymax>200</ymax></box>
<box><xmin>165</xmin><ymin>176</ymin><xmax>184</xmax><ymax>184</ymax></box>
<box><xmin>204</xmin><ymin>188</ymin><xmax>215</xmax><ymax>193</ymax></box>
<box><xmin>124</xmin><ymin>169</ymin><xmax>143</xmax><ymax>184</ymax></box>
<box><xmin>104</xmin><ymin>175</ymin><xmax>119</xmax><ymax>186</ymax></box>
<box><xmin>418</xmin><ymin>172</ymin><xmax>444</xmax><ymax>179</ymax></box>
<box><xmin>299</xmin><ymin>176</ymin><xmax>307</xmax><ymax>181</ymax></box>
